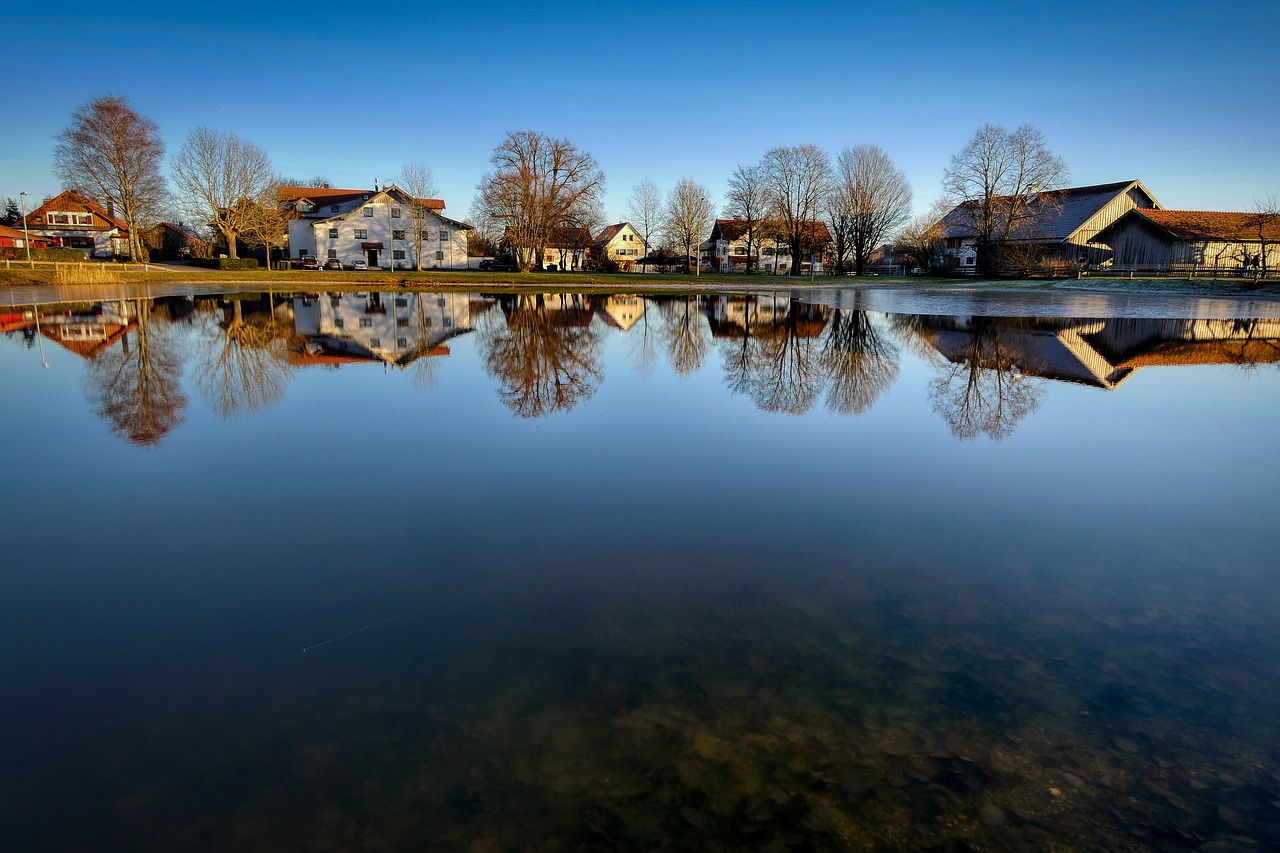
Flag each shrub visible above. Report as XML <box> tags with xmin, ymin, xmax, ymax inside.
<box><xmin>189</xmin><ymin>257</ymin><xmax>260</xmax><ymax>270</ymax></box>
<box><xmin>0</xmin><ymin>246</ymin><xmax>92</xmax><ymax>262</ymax></box>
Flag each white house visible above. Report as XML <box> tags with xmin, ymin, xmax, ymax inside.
<box><xmin>702</xmin><ymin>219</ymin><xmax>830</xmax><ymax>274</ymax></box>
<box><xmin>592</xmin><ymin>222</ymin><xmax>646</xmax><ymax>271</ymax></box>
<box><xmin>281</xmin><ymin>185</ymin><xmax>471</xmax><ymax>270</ymax></box>
<box><xmin>291</xmin><ymin>291</ymin><xmax>479</xmax><ymax>365</ymax></box>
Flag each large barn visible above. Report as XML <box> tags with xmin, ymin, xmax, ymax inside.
<box><xmin>1089</xmin><ymin>208</ymin><xmax>1279</xmax><ymax>272</ymax></box>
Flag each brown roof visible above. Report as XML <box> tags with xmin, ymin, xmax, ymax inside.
<box><xmin>278</xmin><ymin>185</ymin><xmax>445</xmax><ymax>211</ymax></box>
<box><xmin>25</xmin><ymin>190</ymin><xmax>130</xmax><ymax>232</ymax></box>
<box><xmin>594</xmin><ymin>222</ymin><xmax>637</xmax><ymax>247</ymax></box>
<box><xmin>1127</xmin><ymin>209</ymin><xmax>1280</xmax><ymax>242</ymax></box>
<box><xmin>1119</xmin><ymin>339</ymin><xmax>1280</xmax><ymax>368</ymax></box>
<box><xmin>0</xmin><ymin>223</ymin><xmax>49</xmax><ymax>244</ymax></box>
<box><xmin>939</xmin><ymin>180</ymin><xmax>1159</xmax><ymax>242</ymax></box>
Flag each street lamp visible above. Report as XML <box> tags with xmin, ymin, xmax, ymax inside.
<box><xmin>19</xmin><ymin>192</ymin><xmax>33</xmax><ymax>267</ymax></box>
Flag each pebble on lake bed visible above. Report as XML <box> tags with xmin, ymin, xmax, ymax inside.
<box><xmin>979</xmin><ymin>804</ymin><xmax>1006</xmax><ymax>827</ymax></box>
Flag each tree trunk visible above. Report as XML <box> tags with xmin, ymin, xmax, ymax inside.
<box><xmin>222</xmin><ymin>229</ymin><xmax>238</xmax><ymax>259</ymax></box>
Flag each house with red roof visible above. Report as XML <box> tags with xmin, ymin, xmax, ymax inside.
<box><xmin>592</xmin><ymin>222</ymin><xmax>646</xmax><ymax>271</ymax></box>
<box><xmin>0</xmin><ymin>223</ymin><xmax>49</xmax><ymax>249</ymax></box>
<box><xmin>20</xmin><ymin>190</ymin><xmax>130</xmax><ymax>257</ymax></box>
<box><xmin>703</xmin><ymin>218</ymin><xmax>832</xmax><ymax>274</ymax></box>
<box><xmin>1089</xmin><ymin>208</ymin><xmax>1280</xmax><ymax>272</ymax></box>
<box><xmin>280</xmin><ymin>184</ymin><xmax>470</xmax><ymax>270</ymax></box>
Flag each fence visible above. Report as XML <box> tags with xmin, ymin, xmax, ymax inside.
<box><xmin>2</xmin><ymin>259</ymin><xmax>161</xmax><ymax>273</ymax></box>
<box><xmin>1080</xmin><ymin>265</ymin><xmax>1280</xmax><ymax>281</ymax></box>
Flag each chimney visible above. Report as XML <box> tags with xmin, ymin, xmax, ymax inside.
<box><xmin>374</xmin><ymin>179</ymin><xmax>380</xmax><ymax>192</ymax></box>
<box><xmin>1025</xmin><ymin>183</ymin><xmax>1039</xmax><ymax>203</ymax></box>
<box><xmin>107</xmin><ymin>201</ymin><xmax>115</xmax><ymax>218</ymax></box>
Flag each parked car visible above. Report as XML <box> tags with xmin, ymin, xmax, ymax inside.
<box><xmin>323</xmin><ymin>258</ymin><xmax>343</xmax><ymax>270</ymax></box>
<box><xmin>300</xmin><ymin>257</ymin><xmax>320</xmax><ymax>270</ymax></box>
<box><xmin>479</xmin><ymin>258</ymin><xmax>514</xmax><ymax>271</ymax></box>
<box><xmin>348</xmin><ymin>259</ymin><xmax>368</xmax><ymax>271</ymax></box>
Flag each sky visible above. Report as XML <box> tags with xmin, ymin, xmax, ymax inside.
<box><xmin>4</xmin><ymin>0</ymin><xmax>1278</xmax><ymax>228</ymax></box>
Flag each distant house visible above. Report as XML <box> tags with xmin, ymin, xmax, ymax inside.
<box><xmin>1089</xmin><ymin>208</ymin><xmax>1280</xmax><ymax>271</ymax></box>
<box><xmin>703</xmin><ymin>219</ymin><xmax>831</xmax><ymax>274</ymax></box>
<box><xmin>592</xmin><ymin>222</ymin><xmax>646</xmax><ymax>271</ymax></box>
<box><xmin>142</xmin><ymin>222</ymin><xmax>209</xmax><ymax>260</ymax></box>
<box><xmin>503</xmin><ymin>226</ymin><xmax>595</xmax><ymax>271</ymax></box>
<box><xmin>0</xmin><ymin>223</ymin><xmax>50</xmax><ymax>249</ymax></box>
<box><xmin>21</xmin><ymin>190</ymin><xmax>130</xmax><ymax>257</ymax></box>
<box><xmin>937</xmin><ymin>179</ymin><xmax>1161</xmax><ymax>271</ymax></box>
<box><xmin>280</xmin><ymin>185</ymin><xmax>471</xmax><ymax>270</ymax></box>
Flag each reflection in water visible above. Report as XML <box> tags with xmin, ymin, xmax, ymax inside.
<box><xmin>480</xmin><ymin>293</ymin><xmax>603</xmax><ymax>417</ymax></box>
<box><xmin>194</xmin><ymin>297</ymin><xmax>292</xmax><ymax>419</ymax></box>
<box><xmin>84</xmin><ymin>299</ymin><xmax>187</xmax><ymax>446</ymax></box>
<box><xmin>657</xmin><ymin>295</ymin><xmax>711</xmax><ymax>377</ymax></box>
<box><xmin>821</xmin><ymin>307</ymin><xmax>900</xmax><ymax>415</ymax></box>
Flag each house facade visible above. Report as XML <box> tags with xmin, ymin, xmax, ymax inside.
<box><xmin>0</xmin><ymin>223</ymin><xmax>49</xmax><ymax>249</ymax></box>
<box><xmin>1089</xmin><ymin>209</ymin><xmax>1280</xmax><ymax>271</ymax></box>
<box><xmin>281</xmin><ymin>185</ymin><xmax>471</xmax><ymax>270</ymax></box>
<box><xmin>503</xmin><ymin>226</ymin><xmax>595</xmax><ymax>271</ymax></box>
<box><xmin>702</xmin><ymin>219</ymin><xmax>831</xmax><ymax>274</ymax></box>
<box><xmin>291</xmin><ymin>291</ymin><xmax>479</xmax><ymax>366</ymax></box>
<box><xmin>592</xmin><ymin>223</ymin><xmax>646</xmax><ymax>271</ymax></box>
<box><xmin>20</xmin><ymin>191</ymin><xmax>130</xmax><ymax>257</ymax></box>
<box><xmin>937</xmin><ymin>179</ymin><xmax>1161</xmax><ymax>271</ymax></box>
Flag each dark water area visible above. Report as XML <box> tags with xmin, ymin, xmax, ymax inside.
<box><xmin>2</xmin><ymin>289</ymin><xmax>1279</xmax><ymax>851</ymax></box>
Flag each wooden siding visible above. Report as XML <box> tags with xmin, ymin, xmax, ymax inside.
<box><xmin>1060</xmin><ymin>185</ymin><xmax>1160</xmax><ymax>265</ymax></box>
<box><xmin>1092</xmin><ymin>216</ymin><xmax>1280</xmax><ymax>269</ymax></box>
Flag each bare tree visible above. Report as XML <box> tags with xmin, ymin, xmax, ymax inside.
<box><xmin>824</xmin><ymin>179</ymin><xmax>855</xmax><ymax>276</ymax></box>
<box><xmin>400</xmin><ymin>162</ymin><xmax>439</xmax><ymax>271</ymax></box>
<box><xmin>761</xmin><ymin>144</ymin><xmax>831</xmax><ymax>277</ymax></box>
<box><xmin>194</xmin><ymin>298</ymin><xmax>292</xmax><ymax>418</ymax></box>
<box><xmin>85</xmin><ymin>300</ymin><xmax>186</xmax><ymax>445</ymax></box>
<box><xmin>1247</xmin><ymin>195</ymin><xmax>1279</xmax><ymax>276</ymax></box>
<box><xmin>723</xmin><ymin>163</ymin><xmax>771</xmax><ymax>273</ymax></box>
<box><xmin>624</xmin><ymin>177</ymin><xmax>665</xmax><ymax>274</ymax></box>
<box><xmin>820</xmin><ymin>308</ymin><xmax>900</xmax><ymax>414</ymax></box>
<box><xmin>663</xmin><ymin>178</ymin><xmax>713</xmax><ymax>273</ymax></box>
<box><xmin>240</xmin><ymin>178</ymin><xmax>294</xmax><ymax>269</ymax></box>
<box><xmin>53</xmin><ymin>95</ymin><xmax>166</xmax><ymax>261</ymax></box>
<box><xmin>171</xmin><ymin>127</ymin><xmax>275</xmax><ymax>260</ymax></box>
<box><xmin>894</xmin><ymin>200</ymin><xmax>953</xmax><ymax>275</ymax></box>
<box><xmin>475</xmin><ymin>130</ymin><xmax>605</xmax><ymax>272</ymax></box>
<box><xmin>657</xmin><ymin>296</ymin><xmax>710</xmax><ymax>375</ymax></box>
<box><xmin>836</xmin><ymin>145</ymin><xmax>913</xmax><ymax>275</ymax></box>
<box><xmin>924</xmin><ymin>317</ymin><xmax>1045</xmax><ymax>440</ymax></box>
<box><xmin>941</xmin><ymin>124</ymin><xmax>1068</xmax><ymax>275</ymax></box>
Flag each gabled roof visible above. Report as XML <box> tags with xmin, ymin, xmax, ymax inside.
<box><xmin>279</xmin><ymin>185</ymin><xmax>445</xmax><ymax>212</ymax></box>
<box><xmin>1095</xmin><ymin>208</ymin><xmax>1280</xmax><ymax>243</ymax></box>
<box><xmin>940</xmin><ymin>180</ymin><xmax>1159</xmax><ymax>243</ymax></box>
<box><xmin>25</xmin><ymin>190</ymin><xmax>130</xmax><ymax>232</ymax></box>
<box><xmin>155</xmin><ymin>222</ymin><xmax>208</xmax><ymax>243</ymax></box>
<box><xmin>710</xmin><ymin>218</ymin><xmax>831</xmax><ymax>245</ymax></box>
<box><xmin>0</xmin><ymin>223</ymin><xmax>49</xmax><ymax>244</ymax></box>
<box><xmin>594</xmin><ymin>222</ymin><xmax>642</xmax><ymax>247</ymax></box>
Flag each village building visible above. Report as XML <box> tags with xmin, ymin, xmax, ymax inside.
<box><xmin>290</xmin><ymin>291</ymin><xmax>479</xmax><ymax>367</ymax></box>
<box><xmin>592</xmin><ymin>223</ymin><xmax>646</xmax><ymax>271</ymax></box>
<box><xmin>142</xmin><ymin>222</ymin><xmax>209</xmax><ymax>260</ymax></box>
<box><xmin>280</xmin><ymin>185</ymin><xmax>470</xmax><ymax>270</ymax></box>
<box><xmin>0</xmin><ymin>223</ymin><xmax>50</xmax><ymax>249</ymax></box>
<box><xmin>502</xmin><ymin>226</ymin><xmax>595</xmax><ymax>271</ymax></box>
<box><xmin>937</xmin><ymin>179</ymin><xmax>1161</xmax><ymax>271</ymax></box>
<box><xmin>1089</xmin><ymin>208</ymin><xmax>1280</xmax><ymax>272</ymax></box>
<box><xmin>19</xmin><ymin>190</ymin><xmax>130</xmax><ymax>257</ymax></box>
<box><xmin>702</xmin><ymin>219</ymin><xmax>832</xmax><ymax>274</ymax></box>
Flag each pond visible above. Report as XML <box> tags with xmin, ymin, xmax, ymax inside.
<box><xmin>2</xmin><ymin>288</ymin><xmax>1279</xmax><ymax>851</ymax></box>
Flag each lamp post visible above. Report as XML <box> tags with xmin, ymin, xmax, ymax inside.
<box><xmin>19</xmin><ymin>192</ymin><xmax>33</xmax><ymax>267</ymax></box>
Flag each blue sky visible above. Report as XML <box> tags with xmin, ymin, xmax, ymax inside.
<box><xmin>4</xmin><ymin>1</ymin><xmax>1278</xmax><ymax>226</ymax></box>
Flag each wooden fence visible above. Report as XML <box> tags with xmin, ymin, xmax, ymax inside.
<box><xmin>1079</xmin><ymin>265</ymin><xmax>1280</xmax><ymax>281</ymax></box>
<box><xmin>2</xmin><ymin>259</ymin><xmax>161</xmax><ymax>273</ymax></box>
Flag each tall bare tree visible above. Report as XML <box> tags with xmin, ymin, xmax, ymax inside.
<box><xmin>400</xmin><ymin>162</ymin><xmax>439</xmax><ymax>271</ymax></box>
<box><xmin>941</xmin><ymin>124</ymin><xmax>1068</xmax><ymax>275</ymax></box>
<box><xmin>1247</xmin><ymin>195</ymin><xmax>1278</xmax><ymax>276</ymax></box>
<box><xmin>85</xmin><ymin>300</ymin><xmax>186</xmax><ymax>445</ymax></box>
<box><xmin>723</xmin><ymin>163</ymin><xmax>771</xmax><ymax>273</ymax></box>
<box><xmin>171</xmin><ymin>127</ymin><xmax>275</xmax><ymax>259</ymax></box>
<box><xmin>475</xmin><ymin>130</ymin><xmax>605</xmax><ymax>272</ymax></box>
<box><xmin>53</xmin><ymin>95</ymin><xmax>166</xmax><ymax>261</ymax></box>
<box><xmin>836</xmin><ymin>145</ymin><xmax>913</xmax><ymax>275</ymax></box>
<box><xmin>624</xmin><ymin>177</ymin><xmax>665</xmax><ymax>274</ymax></box>
<box><xmin>663</xmin><ymin>178</ymin><xmax>713</xmax><ymax>273</ymax></box>
<box><xmin>761</xmin><ymin>144</ymin><xmax>830</xmax><ymax>277</ymax></box>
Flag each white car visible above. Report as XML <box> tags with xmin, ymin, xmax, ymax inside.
<box><xmin>348</xmin><ymin>260</ymin><xmax>368</xmax><ymax>271</ymax></box>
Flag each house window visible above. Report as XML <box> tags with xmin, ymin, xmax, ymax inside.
<box><xmin>439</xmin><ymin>231</ymin><xmax>448</xmax><ymax>241</ymax></box>
<box><xmin>397</xmin><ymin>338</ymin><xmax>407</xmax><ymax>348</ymax></box>
<box><xmin>355</xmin><ymin>229</ymin><xmax>367</xmax><ymax>239</ymax></box>
<box><xmin>423</xmin><ymin>317</ymin><xmax>433</xmax><ymax>328</ymax></box>
<box><xmin>47</xmin><ymin>213</ymin><xmax>70</xmax><ymax>225</ymax></box>
<box><xmin>443</xmin><ymin>318</ymin><xmax>453</xmax><ymax>328</ymax></box>
<box><xmin>393</xmin><ymin>250</ymin><xmax>405</xmax><ymax>260</ymax></box>
<box><xmin>392</xmin><ymin>230</ymin><xmax>405</xmax><ymax>240</ymax></box>
<box><xmin>359</xmin><ymin>318</ymin><xmax>373</xmax><ymax>328</ymax></box>
<box><xmin>363</xmin><ymin>207</ymin><xmax>373</xmax><ymax>217</ymax></box>
<box><xmin>327</xmin><ymin>249</ymin><xmax>337</xmax><ymax>259</ymax></box>
<box><xmin>328</xmin><ymin>228</ymin><xmax>338</xmax><ymax>238</ymax></box>
<box><xmin>391</xmin><ymin>208</ymin><xmax>401</xmax><ymax>218</ymax></box>
<box><xmin>394</xmin><ymin>297</ymin><xmax>408</xmax><ymax>307</ymax></box>
<box><xmin>370</xmin><ymin>338</ymin><xmax>381</xmax><ymax>348</ymax></box>
<box><xmin>334</xmin><ymin>318</ymin><xmax>344</xmax><ymax>328</ymax></box>
<box><xmin>435</xmin><ymin>251</ymin><xmax>444</xmax><ymax>260</ymax></box>
<box><xmin>330</xmin><ymin>205</ymin><xmax>339</xmax><ymax>213</ymax></box>
<box><xmin>437</xmin><ymin>297</ymin><xmax>446</xmax><ymax>306</ymax></box>
<box><xmin>72</xmin><ymin>213</ymin><xmax>92</xmax><ymax>226</ymax></box>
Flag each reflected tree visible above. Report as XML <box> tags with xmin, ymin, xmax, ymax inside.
<box><xmin>194</xmin><ymin>297</ymin><xmax>292</xmax><ymax>419</ymax></box>
<box><xmin>657</xmin><ymin>296</ymin><xmax>710</xmax><ymax>377</ymax></box>
<box><xmin>927</xmin><ymin>318</ymin><xmax>1044</xmax><ymax>440</ymax></box>
<box><xmin>821</xmin><ymin>309</ymin><xmax>900</xmax><ymax>415</ymax></box>
<box><xmin>479</xmin><ymin>294</ymin><xmax>603</xmax><ymax>417</ymax></box>
<box><xmin>719</xmin><ymin>299</ymin><xmax>827</xmax><ymax>414</ymax></box>
<box><xmin>85</xmin><ymin>300</ymin><xmax>186</xmax><ymax>445</ymax></box>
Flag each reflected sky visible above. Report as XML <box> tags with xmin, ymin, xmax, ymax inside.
<box><xmin>2</xmin><ymin>288</ymin><xmax>1279</xmax><ymax>851</ymax></box>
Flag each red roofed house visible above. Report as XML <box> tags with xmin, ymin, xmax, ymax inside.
<box><xmin>0</xmin><ymin>223</ymin><xmax>50</xmax><ymax>249</ymax></box>
<box><xmin>280</xmin><ymin>184</ymin><xmax>470</xmax><ymax>270</ymax></box>
<box><xmin>1089</xmin><ymin>208</ymin><xmax>1280</xmax><ymax>273</ymax></box>
<box><xmin>21</xmin><ymin>191</ymin><xmax>130</xmax><ymax>257</ymax></box>
<box><xmin>703</xmin><ymin>219</ymin><xmax>832</xmax><ymax>274</ymax></box>
<box><xmin>592</xmin><ymin>222</ymin><xmax>646</xmax><ymax>271</ymax></box>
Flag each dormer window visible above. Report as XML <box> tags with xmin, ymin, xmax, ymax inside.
<box><xmin>300</xmin><ymin>202</ymin><xmax>313</xmax><ymax>213</ymax></box>
<box><xmin>330</xmin><ymin>205</ymin><xmax>339</xmax><ymax>213</ymax></box>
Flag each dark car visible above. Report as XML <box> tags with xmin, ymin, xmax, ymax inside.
<box><xmin>323</xmin><ymin>258</ymin><xmax>344</xmax><ymax>270</ymax></box>
<box><xmin>479</xmin><ymin>258</ymin><xmax>514</xmax><ymax>271</ymax></box>
<box><xmin>300</xmin><ymin>257</ymin><xmax>321</xmax><ymax>270</ymax></box>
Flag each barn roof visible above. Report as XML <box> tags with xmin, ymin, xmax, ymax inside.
<box><xmin>939</xmin><ymin>180</ymin><xmax>1159</xmax><ymax>243</ymax></box>
<box><xmin>1104</xmin><ymin>208</ymin><xmax>1280</xmax><ymax>242</ymax></box>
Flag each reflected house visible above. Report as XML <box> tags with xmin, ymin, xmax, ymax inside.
<box><xmin>937</xmin><ymin>179</ymin><xmax>1161</xmax><ymax>271</ymax></box>
<box><xmin>36</xmin><ymin>301</ymin><xmax>137</xmax><ymax>359</ymax></box>
<box><xmin>702</xmin><ymin>294</ymin><xmax>830</xmax><ymax>339</ymax></box>
<box><xmin>1089</xmin><ymin>209</ymin><xmax>1280</xmax><ymax>272</ymax></box>
<box><xmin>291</xmin><ymin>292</ymin><xmax>481</xmax><ymax>367</ymax></box>
<box><xmin>594</xmin><ymin>295</ymin><xmax>647</xmax><ymax>331</ymax></box>
<box><xmin>913</xmin><ymin>316</ymin><xmax>1280</xmax><ymax>390</ymax></box>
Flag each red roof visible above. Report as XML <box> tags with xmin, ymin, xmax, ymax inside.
<box><xmin>24</xmin><ymin>190</ymin><xmax>130</xmax><ymax>233</ymax></box>
<box><xmin>278</xmin><ymin>186</ymin><xmax>445</xmax><ymax>211</ymax></box>
<box><xmin>1131</xmin><ymin>209</ymin><xmax>1280</xmax><ymax>242</ymax></box>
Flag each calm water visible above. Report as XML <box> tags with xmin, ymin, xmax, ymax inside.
<box><xmin>2</xmin><ymin>288</ymin><xmax>1279</xmax><ymax>852</ymax></box>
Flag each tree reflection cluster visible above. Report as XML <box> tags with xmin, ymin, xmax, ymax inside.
<box><xmin>6</xmin><ymin>291</ymin><xmax>1278</xmax><ymax>445</ymax></box>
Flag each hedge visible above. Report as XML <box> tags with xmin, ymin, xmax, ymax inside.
<box><xmin>189</xmin><ymin>257</ymin><xmax>260</xmax><ymax>270</ymax></box>
<box><xmin>0</xmin><ymin>247</ymin><xmax>92</xmax><ymax>262</ymax></box>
